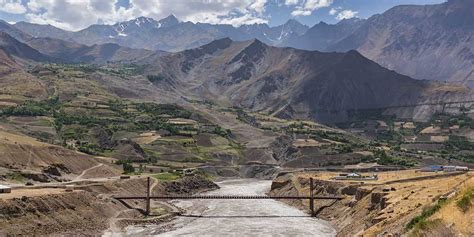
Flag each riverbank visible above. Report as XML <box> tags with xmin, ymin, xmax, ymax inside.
<box><xmin>0</xmin><ymin>175</ymin><xmax>217</xmax><ymax>236</ymax></box>
<box><xmin>269</xmin><ymin>170</ymin><xmax>473</xmax><ymax>236</ymax></box>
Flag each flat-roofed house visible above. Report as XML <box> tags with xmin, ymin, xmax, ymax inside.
<box><xmin>0</xmin><ymin>184</ymin><xmax>11</xmax><ymax>193</ymax></box>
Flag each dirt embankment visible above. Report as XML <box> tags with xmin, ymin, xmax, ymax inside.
<box><xmin>0</xmin><ymin>191</ymin><xmax>121</xmax><ymax>236</ymax></box>
<box><xmin>269</xmin><ymin>171</ymin><xmax>472</xmax><ymax>237</ymax></box>
<box><xmin>0</xmin><ymin>175</ymin><xmax>218</xmax><ymax>236</ymax></box>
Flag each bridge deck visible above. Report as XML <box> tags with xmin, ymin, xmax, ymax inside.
<box><xmin>114</xmin><ymin>195</ymin><xmax>344</xmax><ymax>200</ymax></box>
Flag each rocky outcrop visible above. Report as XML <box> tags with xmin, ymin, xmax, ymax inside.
<box><xmin>268</xmin><ymin>174</ymin><xmax>407</xmax><ymax>236</ymax></box>
<box><xmin>162</xmin><ymin>176</ymin><xmax>219</xmax><ymax>195</ymax></box>
<box><xmin>112</xmin><ymin>139</ymin><xmax>147</xmax><ymax>161</ymax></box>
<box><xmin>270</xmin><ymin>135</ymin><xmax>300</xmax><ymax>162</ymax></box>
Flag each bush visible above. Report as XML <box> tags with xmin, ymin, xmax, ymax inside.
<box><xmin>122</xmin><ymin>162</ymin><xmax>135</xmax><ymax>174</ymax></box>
<box><xmin>214</xmin><ymin>126</ymin><xmax>231</xmax><ymax>137</ymax></box>
<box><xmin>406</xmin><ymin>199</ymin><xmax>446</xmax><ymax>230</ymax></box>
<box><xmin>456</xmin><ymin>187</ymin><xmax>474</xmax><ymax>212</ymax></box>
<box><xmin>77</xmin><ymin>142</ymin><xmax>103</xmax><ymax>155</ymax></box>
<box><xmin>135</xmin><ymin>103</ymin><xmax>192</xmax><ymax>118</ymax></box>
<box><xmin>1</xmin><ymin>96</ymin><xmax>60</xmax><ymax>117</ymax></box>
<box><xmin>147</xmin><ymin>74</ymin><xmax>167</xmax><ymax>83</ymax></box>
<box><xmin>375</xmin><ymin>150</ymin><xmax>415</xmax><ymax>167</ymax></box>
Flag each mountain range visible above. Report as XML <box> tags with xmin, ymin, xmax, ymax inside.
<box><xmin>4</xmin><ymin>0</ymin><xmax>472</xmax><ymax>85</ymax></box>
<box><xmin>13</xmin><ymin>15</ymin><xmax>309</xmax><ymax>52</ymax></box>
<box><xmin>1</xmin><ymin>25</ymin><xmax>471</xmax><ymax>123</ymax></box>
<box><xmin>0</xmin><ymin>0</ymin><xmax>473</xmax><ymax>123</ymax></box>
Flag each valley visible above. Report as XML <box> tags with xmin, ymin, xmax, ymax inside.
<box><xmin>0</xmin><ymin>0</ymin><xmax>473</xmax><ymax>236</ymax></box>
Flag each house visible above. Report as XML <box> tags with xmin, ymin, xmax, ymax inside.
<box><xmin>376</xmin><ymin>121</ymin><xmax>389</xmax><ymax>131</ymax></box>
<box><xmin>347</xmin><ymin>173</ymin><xmax>362</xmax><ymax>178</ymax></box>
<box><xmin>443</xmin><ymin>166</ymin><xmax>456</xmax><ymax>172</ymax></box>
<box><xmin>332</xmin><ymin>173</ymin><xmax>378</xmax><ymax>180</ymax></box>
<box><xmin>0</xmin><ymin>184</ymin><xmax>11</xmax><ymax>193</ymax></box>
<box><xmin>455</xmin><ymin>166</ymin><xmax>469</xmax><ymax>171</ymax></box>
<box><xmin>420</xmin><ymin>165</ymin><xmax>443</xmax><ymax>172</ymax></box>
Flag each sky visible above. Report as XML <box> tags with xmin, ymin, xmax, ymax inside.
<box><xmin>0</xmin><ymin>0</ymin><xmax>446</xmax><ymax>31</ymax></box>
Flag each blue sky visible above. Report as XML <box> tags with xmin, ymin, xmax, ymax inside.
<box><xmin>0</xmin><ymin>0</ymin><xmax>446</xmax><ymax>31</ymax></box>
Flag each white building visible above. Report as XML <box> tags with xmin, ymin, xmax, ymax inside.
<box><xmin>455</xmin><ymin>166</ymin><xmax>469</xmax><ymax>171</ymax></box>
<box><xmin>0</xmin><ymin>184</ymin><xmax>11</xmax><ymax>193</ymax></box>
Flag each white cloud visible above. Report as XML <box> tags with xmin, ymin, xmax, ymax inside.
<box><xmin>24</xmin><ymin>0</ymin><xmax>125</xmax><ymax>31</ymax></box>
<box><xmin>291</xmin><ymin>9</ymin><xmax>311</xmax><ymax>16</ymax></box>
<box><xmin>336</xmin><ymin>9</ymin><xmax>358</xmax><ymax>20</ymax></box>
<box><xmin>329</xmin><ymin>7</ymin><xmax>338</xmax><ymax>15</ymax></box>
<box><xmin>304</xmin><ymin>0</ymin><xmax>333</xmax><ymax>10</ymax></box>
<box><xmin>284</xmin><ymin>0</ymin><xmax>299</xmax><ymax>6</ymax></box>
<box><xmin>196</xmin><ymin>11</ymin><xmax>268</xmax><ymax>26</ymax></box>
<box><xmin>0</xmin><ymin>0</ymin><xmax>27</xmax><ymax>14</ymax></box>
<box><xmin>248</xmin><ymin>0</ymin><xmax>267</xmax><ymax>14</ymax></box>
<box><xmin>291</xmin><ymin>0</ymin><xmax>334</xmax><ymax>16</ymax></box>
<box><xmin>19</xmin><ymin>0</ymin><xmax>270</xmax><ymax>30</ymax></box>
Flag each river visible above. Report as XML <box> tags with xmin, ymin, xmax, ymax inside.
<box><xmin>119</xmin><ymin>179</ymin><xmax>336</xmax><ymax>236</ymax></box>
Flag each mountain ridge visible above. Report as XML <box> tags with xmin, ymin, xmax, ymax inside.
<box><xmin>141</xmin><ymin>38</ymin><xmax>473</xmax><ymax>123</ymax></box>
<box><xmin>327</xmin><ymin>0</ymin><xmax>474</xmax><ymax>84</ymax></box>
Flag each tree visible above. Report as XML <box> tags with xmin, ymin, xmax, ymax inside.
<box><xmin>122</xmin><ymin>162</ymin><xmax>135</xmax><ymax>174</ymax></box>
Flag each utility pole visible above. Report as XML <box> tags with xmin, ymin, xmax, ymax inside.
<box><xmin>146</xmin><ymin>177</ymin><xmax>151</xmax><ymax>216</ymax></box>
<box><xmin>310</xmin><ymin>177</ymin><xmax>314</xmax><ymax>217</ymax></box>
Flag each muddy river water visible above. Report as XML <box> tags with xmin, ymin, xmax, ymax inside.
<box><xmin>119</xmin><ymin>179</ymin><xmax>336</xmax><ymax>236</ymax></box>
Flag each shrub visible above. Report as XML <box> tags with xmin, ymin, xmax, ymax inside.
<box><xmin>214</xmin><ymin>126</ymin><xmax>231</xmax><ymax>137</ymax></box>
<box><xmin>77</xmin><ymin>142</ymin><xmax>103</xmax><ymax>155</ymax></box>
<box><xmin>147</xmin><ymin>74</ymin><xmax>166</xmax><ymax>83</ymax></box>
<box><xmin>122</xmin><ymin>162</ymin><xmax>135</xmax><ymax>174</ymax></box>
<box><xmin>375</xmin><ymin>150</ymin><xmax>416</xmax><ymax>167</ymax></box>
<box><xmin>406</xmin><ymin>199</ymin><xmax>446</xmax><ymax>230</ymax></box>
<box><xmin>456</xmin><ymin>187</ymin><xmax>474</xmax><ymax>212</ymax></box>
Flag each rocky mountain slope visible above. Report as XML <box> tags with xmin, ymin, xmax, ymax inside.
<box><xmin>142</xmin><ymin>38</ymin><xmax>473</xmax><ymax>123</ymax></box>
<box><xmin>282</xmin><ymin>18</ymin><xmax>365</xmax><ymax>51</ymax></box>
<box><xmin>0</xmin><ymin>20</ymin><xmax>31</xmax><ymax>42</ymax></box>
<box><xmin>26</xmin><ymin>37</ymin><xmax>156</xmax><ymax>63</ymax></box>
<box><xmin>328</xmin><ymin>0</ymin><xmax>474</xmax><ymax>84</ymax></box>
<box><xmin>0</xmin><ymin>30</ymin><xmax>156</xmax><ymax>64</ymax></box>
<box><xmin>0</xmin><ymin>32</ymin><xmax>52</xmax><ymax>63</ymax></box>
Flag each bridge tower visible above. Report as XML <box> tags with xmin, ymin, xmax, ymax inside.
<box><xmin>309</xmin><ymin>177</ymin><xmax>315</xmax><ymax>217</ymax></box>
<box><xmin>146</xmin><ymin>177</ymin><xmax>151</xmax><ymax>216</ymax></box>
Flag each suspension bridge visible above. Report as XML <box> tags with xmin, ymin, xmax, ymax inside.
<box><xmin>114</xmin><ymin>177</ymin><xmax>344</xmax><ymax>217</ymax></box>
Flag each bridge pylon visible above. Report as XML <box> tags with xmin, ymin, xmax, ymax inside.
<box><xmin>310</xmin><ymin>177</ymin><xmax>314</xmax><ymax>217</ymax></box>
<box><xmin>146</xmin><ymin>177</ymin><xmax>151</xmax><ymax>216</ymax></box>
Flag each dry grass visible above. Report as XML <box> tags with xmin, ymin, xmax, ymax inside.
<box><xmin>132</xmin><ymin>131</ymin><xmax>161</xmax><ymax>144</ymax></box>
<box><xmin>291</xmin><ymin>171</ymin><xmax>473</xmax><ymax>236</ymax></box>
<box><xmin>430</xmin><ymin>177</ymin><xmax>474</xmax><ymax>235</ymax></box>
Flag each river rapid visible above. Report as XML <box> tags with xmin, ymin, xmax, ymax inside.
<box><xmin>119</xmin><ymin>179</ymin><xmax>336</xmax><ymax>236</ymax></box>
